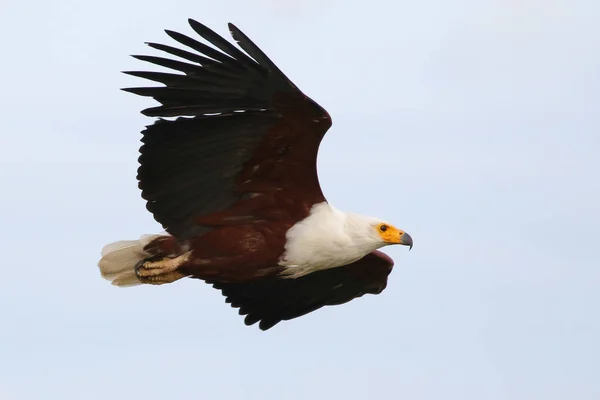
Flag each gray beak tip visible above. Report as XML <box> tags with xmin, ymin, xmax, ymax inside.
<box><xmin>401</xmin><ymin>232</ymin><xmax>413</xmax><ymax>250</ymax></box>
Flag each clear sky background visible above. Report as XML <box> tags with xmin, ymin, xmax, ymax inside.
<box><xmin>1</xmin><ymin>1</ymin><xmax>599</xmax><ymax>399</ymax></box>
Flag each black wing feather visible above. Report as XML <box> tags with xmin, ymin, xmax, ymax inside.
<box><xmin>137</xmin><ymin>113</ymin><xmax>280</xmax><ymax>238</ymax></box>
<box><xmin>126</xmin><ymin>19</ymin><xmax>330</xmax><ymax>238</ymax></box>
<box><xmin>146</xmin><ymin>41</ymin><xmax>220</xmax><ymax>68</ymax></box>
<box><xmin>188</xmin><ymin>19</ymin><xmax>259</xmax><ymax>68</ymax></box>
<box><xmin>210</xmin><ymin>251</ymin><xmax>394</xmax><ymax>330</ymax></box>
<box><xmin>164</xmin><ymin>30</ymin><xmax>237</xmax><ymax>66</ymax></box>
<box><xmin>227</xmin><ymin>23</ymin><xmax>298</xmax><ymax>91</ymax></box>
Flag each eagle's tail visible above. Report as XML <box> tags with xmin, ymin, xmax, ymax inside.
<box><xmin>98</xmin><ymin>234</ymin><xmax>163</xmax><ymax>287</ymax></box>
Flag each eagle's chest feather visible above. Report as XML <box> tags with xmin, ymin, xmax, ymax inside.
<box><xmin>278</xmin><ymin>202</ymin><xmax>382</xmax><ymax>278</ymax></box>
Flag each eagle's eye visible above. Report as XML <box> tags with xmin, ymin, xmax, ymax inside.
<box><xmin>379</xmin><ymin>224</ymin><xmax>388</xmax><ymax>232</ymax></box>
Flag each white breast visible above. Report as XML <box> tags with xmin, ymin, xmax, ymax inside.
<box><xmin>279</xmin><ymin>202</ymin><xmax>381</xmax><ymax>278</ymax></box>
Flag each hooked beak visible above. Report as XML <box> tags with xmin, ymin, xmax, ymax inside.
<box><xmin>400</xmin><ymin>232</ymin><xmax>413</xmax><ymax>250</ymax></box>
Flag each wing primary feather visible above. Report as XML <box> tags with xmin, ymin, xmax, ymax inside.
<box><xmin>164</xmin><ymin>30</ymin><xmax>239</xmax><ymax>66</ymax></box>
<box><xmin>145</xmin><ymin>42</ymin><xmax>220</xmax><ymax>68</ymax></box>
<box><xmin>121</xmin><ymin>86</ymin><xmax>250</xmax><ymax>101</ymax></box>
<box><xmin>139</xmin><ymin>105</ymin><xmax>269</xmax><ymax>118</ymax></box>
<box><xmin>123</xmin><ymin>71</ymin><xmax>185</xmax><ymax>86</ymax></box>
<box><xmin>123</xmin><ymin>71</ymin><xmax>241</xmax><ymax>91</ymax></box>
<box><xmin>227</xmin><ymin>23</ymin><xmax>297</xmax><ymax>89</ymax></box>
<box><xmin>158</xmin><ymin>32</ymin><xmax>262</xmax><ymax>81</ymax></box>
<box><xmin>131</xmin><ymin>55</ymin><xmax>202</xmax><ymax>74</ymax></box>
<box><xmin>187</xmin><ymin>19</ymin><xmax>259</xmax><ymax>68</ymax></box>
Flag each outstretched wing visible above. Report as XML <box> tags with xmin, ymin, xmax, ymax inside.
<box><xmin>210</xmin><ymin>251</ymin><xmax>395</xmax><ymax>330</ymax></box>
<box><xmin>124</xmin><ymin>20</ymin><xmax>332</xmax><ymax>239</ymax></box>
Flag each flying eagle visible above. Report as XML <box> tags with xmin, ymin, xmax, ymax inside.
<box><xmin>98</xmin><ymin>19</ymin><xmax>413</xmax><ymax>330</ymax></box>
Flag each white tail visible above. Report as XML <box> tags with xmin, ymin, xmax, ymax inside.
<box><xmin>98</xmin><ymin>234</ymin><xmax>163</xmax><ymax>287</ymax></box>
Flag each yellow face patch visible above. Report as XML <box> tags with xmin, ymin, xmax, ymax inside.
<box><xmin>376</xmin><ymin>223</ymin><xmax>405</xmax><ymax>244</ymax></box>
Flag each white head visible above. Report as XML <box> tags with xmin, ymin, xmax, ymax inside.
<box><xmin>280</xmin><ymin>202</ymin><xmax>412</xmax><ymax>277</ymax></box>
<box><xmin>345</xmin><ymin>214</ymin><xmax>413</xmax><ymax>251</ymax></box>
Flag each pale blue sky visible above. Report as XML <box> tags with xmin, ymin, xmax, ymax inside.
<box><xmin>1</xmin><ymin>1</ymin><xmax>599</xmax><ymax>399</ymax></box>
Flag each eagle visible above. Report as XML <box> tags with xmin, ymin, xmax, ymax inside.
<box><xmin>98</xmin><ymin>19</ymin><xmax>413</xmax><ymax>330</ymax></box>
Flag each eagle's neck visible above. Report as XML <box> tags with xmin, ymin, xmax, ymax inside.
<box><xmin>278</xmin><ymin>202</ymin><xmax>383</xmax><ymax>278</ymax></box>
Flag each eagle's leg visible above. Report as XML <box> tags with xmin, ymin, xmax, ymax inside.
<box><xmin>135</xmin><ymin>253</ymin><xmax>191</xmax><ymax>285</ymax></box>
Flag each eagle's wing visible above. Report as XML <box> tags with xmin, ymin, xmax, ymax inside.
<box><xmin>210</xmin><ymin>251</ymin><xmax>395</xmax><ymax>330</ymax></box>
<box><xmin>124</xmin><ymin>20</ymin><xmax>332</xmax><ymax>239</ymax></box>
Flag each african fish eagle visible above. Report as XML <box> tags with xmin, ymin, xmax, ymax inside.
<box><xmin>98</xmin><ymin>19</ymin><xmax>413</xmax><ymax>330</ymax></box>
